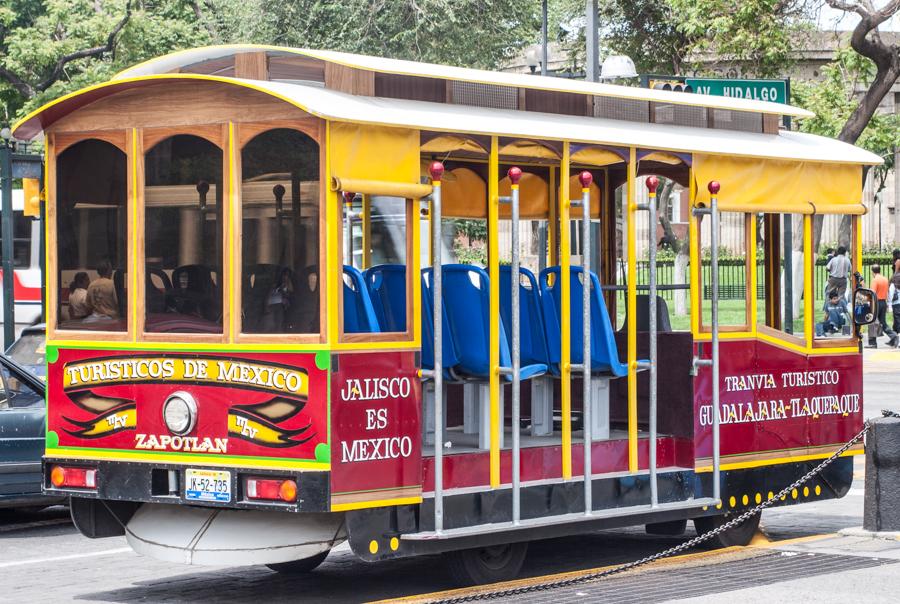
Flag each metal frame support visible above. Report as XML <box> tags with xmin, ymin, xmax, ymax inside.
<box><xmin>508</xmin><ymin>167</ymin><xmax>523</xmax><ymax>524</ymax></box>
<box><xmin>578</xmin><ymin>172</ymin><xmax>593</xmax><ymax>515</ymax></box>
<box><xmin>429</xmin><ymin>162</ymin><xmax>445</xmax><ymax>534</ymax></box>
<box><xmin>691</xmin><ymin>181</ymin><xmax>722</xmax><ymax>504</ymax></box>
<box><xmin>1</xmin><ymin>138</ymin><xmax>14</xmax><ymax>348</ymax></box>
<box><xmin>640</xmin><ymin>176</ymin><xmax>660</xmax><ymax>507</ymax></box>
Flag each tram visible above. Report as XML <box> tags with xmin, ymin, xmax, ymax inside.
<box><xmin>13</xmin><ymin>45</ymin><xmax>880</xmax><ymax>584</ymax></box>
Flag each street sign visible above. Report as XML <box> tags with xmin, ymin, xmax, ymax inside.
<box><xmin>684</xmin><ymin>78</ymin><xmax>788</xmax><ymax>105</ymax></box>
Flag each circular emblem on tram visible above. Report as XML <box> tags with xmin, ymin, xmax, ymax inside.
<box><xmin>162</xmin><ymin>391</ymin><xmax>198</xmax><ymax>436</ymax></box>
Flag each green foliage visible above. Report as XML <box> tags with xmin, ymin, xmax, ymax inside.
<box><xmin>598</xmin><ymin>0</ymin><xmax>692</xmax><ymax>74</ymax></box>
<box><xmin>666</xmin><ymin>0</ymin><xmax>812</xmax><ymax>78</ymax></box>
<box><xmin>453</xmin><ymin>219</ymin><xmax>487</xmax><ymax>243</ymax></box>
<box><xmin>1</xmin><ymin>0</ymin><xmax>209</xmax><ymax>119</ymax></box>
<box><xmin>792</xmin><ymin>46</ymin><xmax>899</xmax><ymax>192</ymax></box>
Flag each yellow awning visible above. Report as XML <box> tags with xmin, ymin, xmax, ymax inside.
<box><xmin>694</xmin><ymin>154</ymin><xmax>865</xmax><ymax>215</ymax></box>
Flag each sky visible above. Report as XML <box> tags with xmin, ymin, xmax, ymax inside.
<box><xmin>817</xmin><ymin>3</ymin><xmax>899</xmax><ymax>31</ymax></box>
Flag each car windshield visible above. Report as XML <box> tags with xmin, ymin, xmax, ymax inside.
<box><xmin>7</xmin><ymin>331</ymin><xmax>45</xmax><ymax>369</ymax></box>
<box><xmin>0</xmin><ymin>354</ymin><xmax>44</xmax><ymax>409</ymax></box>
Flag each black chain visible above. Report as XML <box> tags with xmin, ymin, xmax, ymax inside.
<box><xmin>434</xmin><ymin>416</ymin><xmax>880</xmax><ymax>604</ymax></box>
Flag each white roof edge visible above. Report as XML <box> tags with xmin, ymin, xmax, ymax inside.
<box><xmin>114</xmin><ymin>44</ymin><xmax>815</xmax><ymax>119</ymax></box>
<box><xmin>243</xmin><ymin>78</ymin><xmax>880</xmax><ymax>166</ymax></box>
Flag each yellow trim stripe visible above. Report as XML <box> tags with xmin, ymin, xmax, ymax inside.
<box><xmin>130</xmin><ymin>128</ymin><xmax>139</xmax><ymax>341</ymax></box>
<box><xmin>694</xmin><ymin>448</ymin><xmax>863</xmax><ymax>473</ymax></box>
<box><xmin>228</xmin><ymin>122</ymin><xmax>237</xmax><ymax>342</ymax></box>
<box><xmin>331</xmin><ymin>495</ymin><xmax>422</xmax><ymax>512</ymax></box>
<box><xmin>47</xmin><ymin>448</ymin><xmax>329</xmax><ymax>470</ymax></box>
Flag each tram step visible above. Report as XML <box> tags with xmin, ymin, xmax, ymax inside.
<box><xmin>401</xmin><ymin>497</ymin><xmax>719</xmax><ymax>541</ymax></box>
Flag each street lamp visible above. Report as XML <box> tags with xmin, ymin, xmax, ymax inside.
<box><xmin>599</xmin><ymin>55</ymin><xmax>638</xmax><ymax>81</ymax></box>
<box><xmin>525</xmin><ymin>45</ymin><xmax>541</xmax><ymax>74</ymax></box>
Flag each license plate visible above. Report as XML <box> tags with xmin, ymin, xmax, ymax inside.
<box><xmin>185</xmin><ymin>469</ymin><xmax>232</xmax><ymax>503</ymax></box>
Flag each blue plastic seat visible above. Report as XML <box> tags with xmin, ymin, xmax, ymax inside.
<box><xmin>364</xmin><ymin>264</ymin><xmax>407</xmax><ymax>332</ymax></box>
<box><xmin>539</xmin><ymin>266</ymin><xmax>629</xmax><ymax>377</ymax></box>
<box><xmin>343</xmin><ymin>265</ymin><xmax>380</xmax><ymax>333</ymax></box>
<box><xmin>500</xmin><ymin>266</ymin><xmax>552</xmax><ymax>371</ymax></box>
<box><xmin>421</xmin><ymin>268</ymin><xmax>462</xmax><ymax>377</ymax></box>
<box><xmin>442</xmin><ymin>264</ymin><xmax>546</xmax><ymax>381</ymax></box>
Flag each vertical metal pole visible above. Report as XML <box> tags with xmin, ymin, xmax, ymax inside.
<box><xmin>541</xmin><ymin>0</ymin><xmax>549</xmax><ymax>77</ymax></box>
<box><xmin>579</xmin><ymin>172</ymin><xmax>593</xmax><ymax>515</ymax></box>
<box><xmin>585</xmin><ymin>0</ymin><xmax>599</xmax><ymax>82</ymax></box>
<box><xmin>509</xmin><ymin>168</ymin><xmax>522</xmax><ymax>525</ymax></box>
<box><xmin>647</xmin><ymin>177</ymin><xmax>659</xmax><ymax>507</ymax></box>
<box><xmin>1</xmin><ymin>141</ymin><xmax>14</xmax><ymax>348</ymax></box>
<box><xmin>783</xmin><ymin>214</ymin><xmax>793</xmax><ymax>334</ymax></box>
<box><xmin>709</xmin><ymin>182</ymin><xmax>721</xmax><ymax>503</ymax></box>
<box><xmin>430</xmin><ymin>162</ymin><xmax>444</xmax><ymax>534</ymax></box>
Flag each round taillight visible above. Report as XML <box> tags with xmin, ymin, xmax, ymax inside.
<box><xmin>162</xmin><ymin>391</ymin><xmax>198</xmax><ymax>435</ymax></box>
<box><xmin>279</xmin><ymin>479</ymin><xmax>298</xmax><ymax>502</ymax></box>
<box><xmin>50</xmin><ymin>465</ymin><xmax>66</xmax><ymax>487</ymax></box>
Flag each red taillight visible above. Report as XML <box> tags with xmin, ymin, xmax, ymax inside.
<box><xmin>246</xmin><ymin>477</ymin><xmax>297</xmax><ymax>503</ymax></box>
<box><xmin>49</xmin><ymin>465</ymin><xmax>97</xmax><ymax>489</ymax></box>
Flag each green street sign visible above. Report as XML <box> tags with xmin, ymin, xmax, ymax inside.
<box><xmin>684</xmin><ymin>78</ymin><xmax>788</xmax><ymax>105</ymax></box>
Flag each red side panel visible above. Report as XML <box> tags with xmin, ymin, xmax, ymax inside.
<box><xmin>693</xmin><ymin>339</ymin><xmax>863</xmax><ymax>467</ymax></box>
<box><xmin>330</xmin><ymin>351</ymin><xmax>422</xmax><ymax>510</ymax></box>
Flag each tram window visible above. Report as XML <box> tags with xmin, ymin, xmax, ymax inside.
<box><xmin>343</xmin><ymin>194</ymin><xmax>409</xmax><ymax>334</ymax></box>
<box><xmin>758</xmin><ymin>213</ymin><xmax>807</xmax><ymax>338</ymax></box>
<box><xmin>144</xmin><ymin>135</ymin><xmax>223</xmax><ymax>333</ymax></box>
<box><xmin>56</xmin><ymin>139</ymin><xmax>127</xmax><ymax>331</ymax></box>
<box><xmin>0</xmin><ymin>213</ymin><xmax>33</xmax><ymax>268</ymax></box>
<box><xmin>814</xmin><ymin>214</ymin><xmax>855</xmax><ymax>341</ymax></box>
<box><xmin>240</xmin><ymin>128</ymin><xmax>320</xmax><ymax>335</ymax></box>
<box><xmin>699</xmin><ymin>211</ymin><xmax>749</xmax><ymax>329</ymax></box>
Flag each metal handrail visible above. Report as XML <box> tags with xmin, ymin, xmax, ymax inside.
<box><xmin>429</xmin><ymin>162</ymin><xmax>445</xmax><ymax>534</ymax></box>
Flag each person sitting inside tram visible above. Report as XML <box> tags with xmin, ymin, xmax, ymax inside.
<box><xmin>83</xmin><ymin>261</ymin><xmax>119</xmax><ymax>323</ymax></box>
<box><xmin>817</xmin><ymin>290</ymin><xmax>850</xmax><ymax>336</ymax></box>
<box><xmin>67</xmin><ymin>272</ymin><xmax>91</xmax><ymax>320</ymax></box>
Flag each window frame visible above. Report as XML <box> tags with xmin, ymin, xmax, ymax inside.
<box><xmin>696</xmin><ymin>211</ymin><xmax>752</xmax><ymax>334</ymax></box>
<box><xmin>234</xmin><ymin>120</ymin><xmax>326</xmax><ymax>344</ymax></box>
<box><xmin>810</xmin><ymin>214</ymin><xmax>859</xmax><ymax>349</ymax></box>
<box><xmin>138</xmin><ymin>126</ymin><xmax>228</xmax><ymax>343</ymax></box>
<box><xmin>47</xmin><ymin>130</ymin><xmax>132</xmax><ymax>342</ymax></box>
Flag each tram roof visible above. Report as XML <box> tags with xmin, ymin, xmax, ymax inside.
<box><xmin>12</xmin><ymin>73</ymin><xmax>882</xmax><ymax>167</ymax></box>
<box><xmin>113</xmin><ymin>45</ymin><xmax>813</xmax><ymax>119</ymax></box>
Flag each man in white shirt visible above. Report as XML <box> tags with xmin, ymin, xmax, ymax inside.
<box><xmin>826</xmin><ymin>246</ymin><xmax>852</xmax><ymax>299</ymax></box>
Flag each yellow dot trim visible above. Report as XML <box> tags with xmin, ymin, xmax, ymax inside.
<box><xmin>791</xmin><ymin>488</ymin><xmax>798</xmax><ymax>500</ymax></box>
<box><xmin>815</xmin><ymin>485</ymin><xmax>822</xmax><ymax>496</ymax></box>
<box><xmin>390</xmin><ymin>537</ymin><xmax>399</xmax><ymax>551</ymax></box>
<box><xmin>369</xmin><ymin>540</ymin><xmax>379</xmax><ymax>555</ymax></box>
<box><xmin>742</xmin><ymin>494</ymin><xmax>749</xmax><ymax>506</ymax></box>
<box><xmin>755</xmin><ymin>493</ymin><xmax>762</xmax><ymax>504</ymax></box>
<box><xmin>767</xmin><ymin>491</ymin><xmax>774</xmax><ymax>500</ymax></box>
<box><xmin>803</xmin><ymin>486</ymin><xmax>809</xmax><ymax>497</ymax></box>
<box><xmin>729</xmin><ymin>496</ymin><xmax>737</xmax><ymax>508</ymax></box>
<box><xmin>716</xmin><ymin>502</ymin><xmax>723</xmax><ymax>510</ymax></box>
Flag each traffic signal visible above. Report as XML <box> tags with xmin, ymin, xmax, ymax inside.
<box><xmin>648</xmin><ymin>78</ymin><xmax>693</xmax><ymax>93</ymax></box>
<box><xmin>22</xmin><ymin>177</ymin><xmax>41</xmax><ymax>217</ymax></box>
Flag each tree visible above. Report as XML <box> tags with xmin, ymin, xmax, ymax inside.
<box><xmin>824</xmin><ymin>0</ymin><xmax>900</xmax><ymax>144</ymax></box>
<box><xmin>249</xmin><ymin>0</ymin><xmax>541</xmax><ymax>70</ymax></box>
<box><xmin>0</xmin><ymin>1</ymin><xmax>210</xmax><ymax>120</ymax></box>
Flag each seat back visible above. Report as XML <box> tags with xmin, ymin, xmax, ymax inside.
<box><xmin>539</xmin><ymin>266</ymin><xmax>627</xmax><ymax>376</ymax></box>
<box><xmin>500</xmin><ymin>266</ymin><xmax>551</xmax><ymax>368</ymax></box>
<box><xmin>242</xmin><ymin>263</ymin><xmax>281</xmax><ymax>331</ymax></box>
<box><xmin>441</xmin><ymin>264</ymin><xmax>511</xmax><ymax>378</ymax></box>
<box><xmin>619</xmin><ymin>294</ymin><xmax>673</xmax><ymax>333</ymax></box>
<box><xmin>364</xmin><ymin>264</ymin><xmax>407</xmax><ymax>332</ymax></box>
<box><xmin>343</xmin><ymin>265</ymin><xmax>380</xmax><ymax>333</ymax></box>
<box><xmin>421</xmin><ymin>269</ymin><xmax>461</xmax><ymax>372</ymax></box>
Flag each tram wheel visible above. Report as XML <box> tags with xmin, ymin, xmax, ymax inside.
<box><xmin>265</xmin><ymin>550</ymin><xmax>330</xmax><ymax>574</ymax></box>
<box><xmin>445</xmin><ymin>542</ymin><xmax>529</xmax><ymax>586</ymax></box>
<box><xmin>693</xmin><ymin>511</ymin><xmax>761</xmax><ymax>549</ymax></box>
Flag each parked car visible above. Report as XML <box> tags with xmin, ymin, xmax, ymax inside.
<box><xmin>6</xmin><ymin>323</ymin><xmax>45</xmax><ymax>378</ymax></box>
<box><xmin>0</xmin><ymin>349</ymin><xmax>59</xmax><ymax>509</ymax></box>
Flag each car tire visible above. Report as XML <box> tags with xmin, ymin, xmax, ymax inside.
<box><xmin>445</xmin><ymin>542</ymin><xmax>529</xmax><ymax>586</ymax></box>
<box><xmin>694</xmin><ymin>511</ymin><xmax>761</xmax><ymax>548</ymax></box>
<box><xmin>265</xmin><ymin>550</ymin><xmax>330</xmax><ymax>574</ymax></box>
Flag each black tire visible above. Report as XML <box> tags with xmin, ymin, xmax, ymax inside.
<box><xmin>693</xmin><ymin>512</ymin><xmax>761</xmax><ymax>549</ymax></box>
<box><xmin>444</xmin><ymin>542</ymin><xmax>529</xmax><ymax>586</ymax></box>
<box><xmin>266</xmin><ymin>550</ymin><xmax>330</xmax><ymax>574</ymax></box>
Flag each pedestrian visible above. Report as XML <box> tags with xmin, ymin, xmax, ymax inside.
<box><xmin>819</xmin><ymin>290</ymin><xmax>849</xmax><ymax>336</ymax></box>
<box><xmin>889</xmin><ymin>271</ymin><xmax>900</xmax><ymax>335</ymax></box>
<box><xmin>866</xmin><ymin>266</ymin><xmax>897</xmax><ymax>348</ymax></box>
<box><xmin>892</xmin><ymin>248</ymin><xmax>900</xmax><ymax>275</ymax></box>
<box><xmin>825</xmin><ymin>246</ymin><xmax>852</xmax><ymax>299</ymax></box>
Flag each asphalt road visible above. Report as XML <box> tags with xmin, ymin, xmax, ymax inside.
<box><xmin>0</xmin><ymin>347</ymin><xmax>894</xmax><ymax>603</ymax></box>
